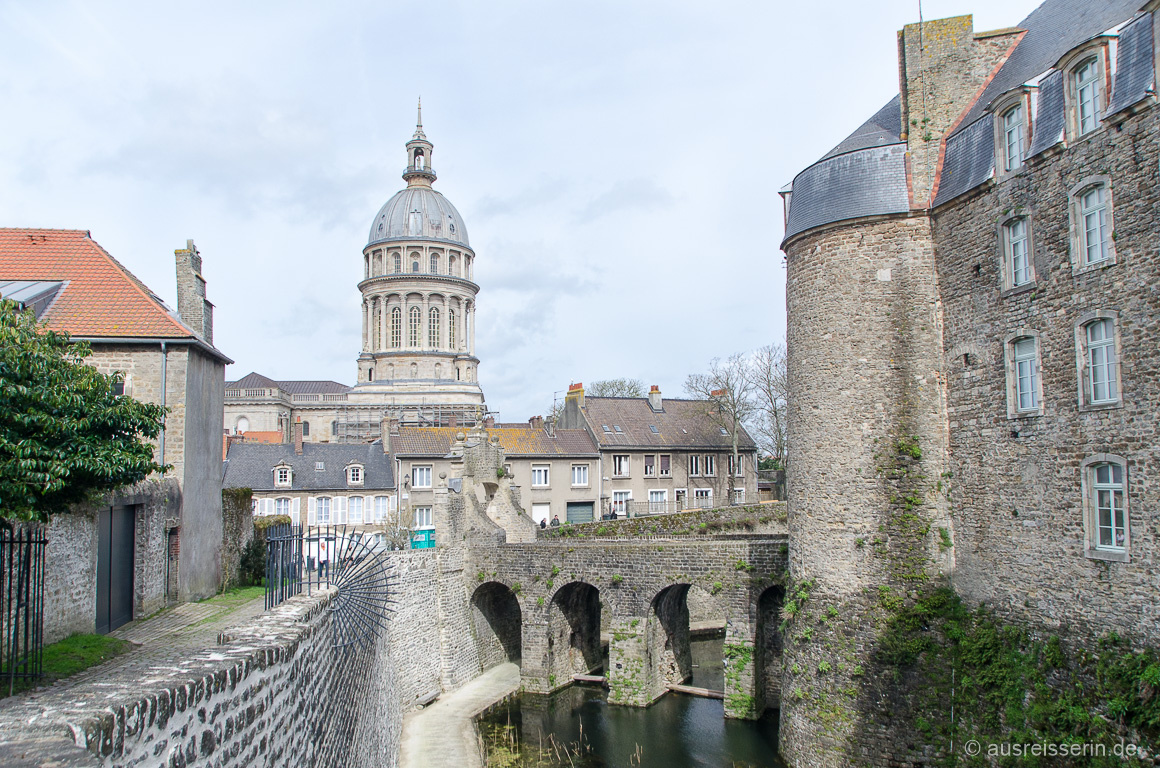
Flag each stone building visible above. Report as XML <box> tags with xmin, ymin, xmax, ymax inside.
<box><xmin>224</xmin><ymin>106</ymin><xmax>488</xmax><ymax>442</ymax></box>
<box><xmin>0</xmin><ymin>230</ymin><xmax>232</xmax><ymax>637</ymax></box>
<box><xmin>778</xmin><ymin>0</ymin><xmax>1158</xmax><ymax>763</ymax></box>
<box><xmin>559</xmin><ymin>383</ymin><xmax>759</xmax><ymax>516</ymax></box>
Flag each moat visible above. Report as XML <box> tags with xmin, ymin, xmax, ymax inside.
<box><xmin>480</xmin><ymin>636</ymin><xmax>784</xmax><ymax>767</ymax></box>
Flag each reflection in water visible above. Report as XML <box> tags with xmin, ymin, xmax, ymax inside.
<box><xmin>480</xmin><ymin>636</ymin><xmax>784</xmax><ymax>768</ymax></box>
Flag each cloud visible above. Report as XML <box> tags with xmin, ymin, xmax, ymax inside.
<box><xmin>573</xmin><ymin>178</ymin><xmax>674</xmax><ymax>223</ymax></box>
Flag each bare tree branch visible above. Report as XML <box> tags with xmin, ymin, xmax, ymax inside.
<box><xmin>587</xmin><ymin>378</ymin><xmax>646</xmax><ymax>397</ymax></box>
<box><xmin>684</xmin><ymin>353</ymin><xmax>757</xmax><ymax>501</ymax></box>
<box><xmin>748</xmin><ymin>343</ymin><xmax>788</xmax><ymax>466</ymax></box>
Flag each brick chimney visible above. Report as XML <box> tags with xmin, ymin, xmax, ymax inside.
<box><xmin>560</xmin><ymin>383</ymin><xmax>585</xmax><ymax>429</ymax></box>
<box><xmin>294</xmin><ymin>417</ymin><xmax>304</xmax><ymax>455</ymax></box>
<box><xmin>484</xmin><ymin>416</ymin><xmax>495</xmax><ymax>429</ymax></box>
<box><xmin>448</xmin><ymin>414</ymin><xmax>458</xmax><ymax>429</ymax></box>
<box><xmin>380</xmin><ymin>417</ymin><xmax>392</xmax><ymax>454</ymax></box>
<box><xmin>175</xmin><ymin>239</ymin><xmax>214</xmax><ymax>344</ymax></box>
<box><xmin>529</xmin><ymin>415</ymin><xmax>544</xmax><ymax>430</ymax></box>
<box><xmin>648</xmin><ymin>385</ymin><xmax>663</xmax><ymax>412</ymax></box>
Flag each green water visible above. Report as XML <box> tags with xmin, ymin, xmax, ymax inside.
<box><xmin>480</xmin><ymin>637</ymin><xmax>784</xmax><ymax>768</ymax></box>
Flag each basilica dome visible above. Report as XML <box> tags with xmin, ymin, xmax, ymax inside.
<box><xmin>367</xmin><ymin>186</ymin><xmax>470</xmax><ymax>248</ymax></box>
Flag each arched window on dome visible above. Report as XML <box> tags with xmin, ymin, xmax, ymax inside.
<box><xmin>373</xmin><ymin>304</ymin><xmax>382</xmax><ymax>350</ymax></box>
<box><xmin>448</xmin><ymin>309</ymin><xmax>457</xmax><ymax>351</ymax></box>
<box><xmin>393</xmin><ymin>253</ymin><xmax>402</xmax><ymax>273</ymax></box>
<box><xmin>391</xmin><ymin>307</ymin><xmax>402</xmax><ymax>348</ymax></box>
<box><xmin>429</xmin><ymin>307</ymin><xmax>441</xmax><ymax>349</ymax></box>
<box><xmin>429</xmin><ymin>254</ymin><xmax>439</xmax><ymax>274</ymax></box>
<box><xmin>409</xmin><ymin>306</ymin><xmax>421</xmax><ymax>347</ymax></box>
<box><xmin>415</xmin><ymin>150</ymin><xmax>425</xmax><ymax>170</ymax></box>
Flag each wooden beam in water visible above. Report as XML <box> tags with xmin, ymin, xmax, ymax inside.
<box><xmin>573</xmin><ymin>674</ymin><xmax>606</xmax><ymax>684</ymax></box>
<box><xmin>667</xmin><ymin>684</ymin><xmax>724</xmax><ymax>699</ymax></box>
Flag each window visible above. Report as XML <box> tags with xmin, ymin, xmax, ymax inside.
<box><xmin>1073</xmin><ymin>57</ymin><xmax>1101</xmax><ymax>136</ymax></box>
<box><xmin>1077</xmin><ymin>184</ymin><xmax>1111</xmax><ymax>266</ymax></box>
<box><xmin>602</xmin><ymin>425</ymin><xmax>612</xmax><ymax>433</ymax></box>
<box><xmin>675</xmin><ymin>489</ymin><xmax>687</xmax><ymax>509</ymax></box>
<box><xmin>235</xmin><ymin>415</ymin><xmax>249</xmax><ymax>434</ymax></box>
<box><xmin>391</xmin><ymin>307</ymin><xmax>402</xmax><ymax>348</ymax></box>
<box><xmin>733</xmin><ymin>488</ymin><xmax>746</xmax><ymax>504</ymax></box>
<box><xmin>1007</xmin><ymin>334</ymin><xmax>1042</xmax><ymax>416</ymax></box>
<box><xmin>694</xmin><ymin>488</ymin><xmax>712</xmax><ymax>508</ymax></box>
<box><xmin>302</xmin><ymin>421</ymin><xmax>310</xmax><ymax>436</ymax></box>
<box><xmin>1077</xmin><ymin>315</ymin><xmax>1120</xmax><ymax>408</ymax></box>
<box><xmin>659</xmin><ymin>455</ymin><xmax>671</xmax><ymax>477</ymax></box>
<box><xmin>317</xmin><ymin>496</ymin><xmax>332</xmax><ymax>524</ymax></box>
<box><xmin>688</xmin><ymin>455</ymin><xmax>700</xmax><ymax>476</ymax></box>
<box><xmin>448</xmin><ymin>309</ymin><xmax>457</xmax><ymax>350</ymax></box>
<box><xmin>315</xmin><ymin>461</ymin><xmax>325</xmax><ymax>471</ymax></box>
<box><xmin>414</xmin><ymin>506</ymin><xmax>433</xmax><ymax>529</ymax></box>
<box><xmin>275</xmin><ymin>466</ymin><xmax>291</xmax><ymax>487</ymax></box>
<box><xmin>729</xmin><ymin>454</ymin><xmax>745</xmax><ymax>477</ymax></box>
<box><xmin>643</xmin><ymin>454</ymin><xmax>656</xmax><ymax>477</ymax></box>
<box><xmin>649</xmin><ymin>425</ymin><xmax>659</xmax><ymax>434</ymax></box>
<box><xmin>704</xmin><ymin>455</ymin><xmax>716</xmax><ymax>476</ymax></box>
<box><xmin>613</xmin><ymin>425</ymin><xmax>623</xmax><ymax>433</ymax></box>
<box><xmin>504</xmin><ymin>463</ymin><xmax>513</xmax><ymax>479</ymax></box>
<box><xmin>430</xmin><ymin>254</ymin><xmax>439</xmax><ymax>274</ymax></box>
<box><xmin>374</xmin><ymin>496</ymin><xmax>390</xmax><ymax>523</ymax></box>
<box><xmin>1003</xmin><ymin>217</ymin><xmax>1033</xmax><ymax>289</ymax></box>
<box><xmin>393</xmin><ymin>253</ymin><xmax>401</xmax><ymax>273</ymax></box>
<box><xmin>412</xmin><ymin>260</ymin><xmax>420</xmax><ymax>273</ymax></box>
<box><xmin>531</xmin><ymin>464</ymin><xmax>550</xmax><ymax>487</ymax></box>
<box><xmin>412</xmin><ymin>465</ymin><xmax>432</xmax><ymax>488</ymax></box>
<box><xmin>429</xmin><ymin>307</ymin><xmax>440</xmax><ymax>348</ymax></box>
<box><xmin>275</xmin><ymin>497</ymin><xmax>292</xmax><ymax>516</ymax></box>
<box><xmin>349</xmin><ymin>496</ymin><xmax>364</xmax><ymax>524</ymax></box>
<box><xmin>1083</xmin><ymin>456</ymin><xmax>1129</xmax><ymax>562</ymax></box>
<box><xmin>571</xmin><ymin>464</ymin><xmax>589</xmax><ymax>487</ymax></box>
<box><xmin>409</xmin><ymin>306</ymin><xmax>421</xmax><ymax>346</ymax></box>
<box><xmin>1001</xmin><ymin>103</ymin><xmax>1025</xmax><ymax>171</ymax></box>
<box><xmin>613</xmin><ymin>455</ymin><xmax>631</xmax><ymax>477</ymax></box>
<box><xmin>449</xmin><ymin>255</ymin><xmax>457</xmax><ymax>276</ymax></box>
<box><xmin>648</xmin><ymin>490</ymin><xmax>667</xmax><ymax>512</ymax></box>
<box><xmin>612</xmin><ymin>491</ymin><xmax>631</xmax><ymax>515</ymax></box>
<box><xmin>347</xmin><ymin>465</ymin><xmax>363</xmax><ymax>485</ymax></box>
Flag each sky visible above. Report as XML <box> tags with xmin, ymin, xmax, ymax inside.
<box><xmin>1</xmin><ymin>0</ymin><xmax>1044</xmax><ymax>420</ymax></box>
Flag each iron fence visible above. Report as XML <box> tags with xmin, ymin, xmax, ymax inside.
<box><xmin>1</xmin><ymin>524</ymin><xmax>46</xmax><ymax>696</ymax></box>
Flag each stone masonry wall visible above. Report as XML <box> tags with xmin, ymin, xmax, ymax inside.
<box><xmin>538</xmin><ymin>502</ymin><xmax>787</xmax><ymax>540</ymax></box>
<box><xmin>932</xmin><ymin>102</ymin><xmax>1160</xmax><ymax>646</ymax></box>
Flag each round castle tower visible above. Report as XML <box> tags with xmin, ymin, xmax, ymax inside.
<box><xmin>352</xmin><ymin>103</ymin><xmax>485</xmax><ymax>409</ymax></box>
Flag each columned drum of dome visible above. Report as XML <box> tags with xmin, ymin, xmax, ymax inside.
<box><xmin>351</xmin><ymin>106</ymin><xmax>485</xmax><ymax>416</ymax></box>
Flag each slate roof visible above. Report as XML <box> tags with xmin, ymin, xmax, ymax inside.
<box><xmin>578</xmin><ymin>397</ymin><xmax>758</xmax><ymax>451</ymax></box>
<box><xmin>223</xmin><ymin>442</ymin><xmax>395</xmax><ymax>492</ymax></box>
<box><xmin>391</xmin><ymin>426</ymin><xmax>599</xmax><ymax>458</ymax></box>
<box><xmin>0</xmin><ymin>229</ymin><xmax>220</xmax><ymax>347</ymax></box>
<box><xmin>226</xmin><ymin>372</ymin><xmax>350</xmax><ymax>394</ymax></box>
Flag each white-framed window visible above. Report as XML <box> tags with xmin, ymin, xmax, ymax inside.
<box><xmin>393</xmin><ymin>252</ymin><xmax>402</xmax><ymax>273</ymax></box>
<box><xmin>349</xmin><ymin>496</ymin><xmax>364</xmax><ymax>524</ymax></box>
<box><xmin>1002</xmin><ymin>217</ymin><xmax>1033</xmax><ymax>289</ymax></box>
<box><xmin>347</xmin><ymin>464</ymin><xmax>364</xmax><ymax>485</ymax></box>
<box><xmin>688</xmin><ymin>455</ymin><xmax>700</xmax><ymax>476</ymax></box>
<box><xmin>531</xmin><ymin>503</ymin><xmax>551</xmax><ymax>526</ymax></box>
<box><xmin>728</xmin><ymin>454</ymin><xmax>745</xmax><ymax>477</ymax></box>
<box><xmin>612</xmin><ymin>491</ymin><xmax>631</xmax><ymax>514</ymax></box>
<box><xmin>675</xmin><ymin>488</ymin><xmax>687</xmax><ymax>509</ymax></box>
<box><xmin>409</xmin><ymin>306</ymin><xmax>421</xmax><ymax>346</ymax></box>
<box><xmin>643</xmin><ymin>454</ymin><xmax>656</xmax><ymax>477</ymax></box>
<box><xmin>429</xmin><ymin>253</ymin><xmax>439</xmax><ymax>274</ymax></box>
<box><xmin>317</xmin><ymin>496</ymin><xmax>332</xmax><ymax>524</ymax></box>
<box><xmin>648</xmin><ymin>489</ymin><xmax>667</xmax><ymax>512</ymax></box>
<box><xmin>1073</xmin><ymin>182</ymin><xmax>1112</xmax><ymax>268</ymax></box>
<box><xmin>1082</xmin><ymin>455</ymin><xmax>1129</xmax><ymax>562</ymax></box>
<box><xmin>391</xmin><ymin>307</ymin><xmax>402</xmax><ymax>348</ymax></box>
<box><xmin>414</xmin><ymin>506</ymin><xmax>433</xmax><ymax>529</ymax></box>
<box><xmin>275</xmin><ymin>497</ymin><xmax>292</xmax><ymax>517</ymax></box>
<box><xmin>1001</xmin><ymin>102</ymin><xmax>1025</xmax><ymax>172</ymax></box>
<box><xmin>1073</xmin><ymin>57</ymin><xmax>1101</xmax><ymax>137</ymax></box>
<box><xmin>412</xmin><ymin>465</ymin><xmax>432</xmax><ymax>488</ymax></box>
<box><xmin>1076</xmin><ymin>314</ymin><xmax>1121</xmax><ymax>408</ymax></box>
<box><xmin>429</xmin><ymin>307</ymin><xmax>441</xmax><ymax>348</ymax></box>
<box><xmin>275</xmin><ymin>466</ymin><xmax>292</xmax><ymax>487</ymax></box>
<box><xmin>1006</xmin><ymin>333</ymin><xmax>1043</xmax><ymax>417</ymax></box>
<box><xmin>733</xmin><ymin>488</ymin><xmax>746</xmax><ymax>504</ymax></box>
<box><xmin>448</xmin><ymin>309</ymin><xmax>457</xmax><ymax>350</ymax></box>
<box><xmin>704</xmin><ymin>455</ymin><xmax>716</xmax><ymax>477</ymax></box>
<box><xmin>694</xmin><ymin>488</ymin><xmax>712</xmax><ymax>508</ymax></box>
<box><xmin>571</xmin><ymin>464</ymin><xmax>589</xmax><ymax>487</ymax></box>
<box><xmin>531</xmin><ymin>464</ymin><xmax>550</xmax><ymax>488</ymax></box>
<box><xmin>374</xmin><ymin>495</ymin><xmax>390</xmax><ymax>523</ymax></box>
<box><xmin>613</xmin><ymin>455</ymin><xmax>631</xmax><ymax>477</ymax></box>
<box><xmin>503</xmin><ymin>463</ymin><xmax>513</xmax><ymax>479</ymax></box>
<box><xmin>659</xmin><ymin>454</ymin><xmax>671</xmax><ymax>477</ymax></box>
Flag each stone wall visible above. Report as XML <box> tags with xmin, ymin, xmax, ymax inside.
<box><xmin>220</xmin><ymin>489</ymin><xmax>253</xmax><ymax>589</ymax></box>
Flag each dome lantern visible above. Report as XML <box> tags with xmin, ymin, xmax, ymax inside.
<box><xmin>403</xmin><ymin>98</ymin><xmax>436</xmax><ymax>187</ymax></box>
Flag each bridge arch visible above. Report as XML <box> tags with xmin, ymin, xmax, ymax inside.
<box><xmin>755</xmin><ymin>585</ymin><xmax>785</xmax><ymax>711</ymax></box>
<box><xmin>546</xmin><ymin>581</ymin><xmax>602</xmax><ymax>687</ymax></box>
<box><xmin>648</xmin><ymin>583</ymin><xmax>694</xmax><ymax>692</ymax></box>
<box><xmin>471</xmin><ymin>581</ymin><xmax>521</xmax><ymax>670</ymax></box>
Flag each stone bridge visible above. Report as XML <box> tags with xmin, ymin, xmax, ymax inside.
<box><xmin>464</xmin><ymin>535</ymin><xmax>787</xmax><ymax>718</ymax></box>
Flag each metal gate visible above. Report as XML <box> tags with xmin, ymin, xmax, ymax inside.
<box><xmin>96</xmin><ymin>505</ymin><xmax>135</xmax><ymax>634</ymax></box>
<box><xmin>1</xmin><ymin>524</ymin><xmax>46</xmax><ymax>695</ymax></box>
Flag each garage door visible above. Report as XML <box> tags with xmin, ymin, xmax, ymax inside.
<box><xmin>566</xmin><ymin>502</ymin><xmax>594</xmax><ymax>524</ymax></box>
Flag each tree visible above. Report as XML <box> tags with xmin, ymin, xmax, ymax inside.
<box><xmin>748</xmin><ymin>343</ymin><xmax>788</xmax><ymax>467</ymax></box>
<box><xmin>588</xmin><ymin>378</ymin><xmax>646</xmax><ymax>398</ymax></box>
<box><xmin>374</xmin><ymin>509</ymin><xmax>416</xmax><ymax>551</ymax></box>
<box><xmin>684</xmin><ymin>354</ymin><xmax>757</xmax><ymax>503</ymax></box>
<box><xmin>0</xmin><ymin>300</ymin><xmax>168</xmax><ymax>521</ymax></box>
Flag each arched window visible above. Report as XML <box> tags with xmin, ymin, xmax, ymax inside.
<box><xmin>430</xmin><ymin>254</ymin><xmax>439</xmax><ymax>274</ymax></box>
<box><xmin>393</xmin><ymin>253</ymin><xmax>402</xmax><ymax>273</ymax></box>
<box><xmin>409</xmin><ymin>306</ymin><xmax>421</xmax><ymax>347</ymax></box>
<box><xmin>415</xmin><ymin>150</ymin><xmax>425</xmax><ymax>170</ymax></box>
<box><xmin>373</xmin><ymin>304</ymin><xmax>382</xmax><ymax>350</ymax></box>
<box><xmin>302</xmin><ymin>421</ymin><xmax>310</xmax><ymax>436</ymax></box>
<box><xmin>1073</xmin><ymin>57</ymin><xmax>1100</xmax><ymax>136</ymax></box>
<box><xmin>1082</xmin><ymin>455</ymin><xmax>1129</xmax><ymax>560</ymax></box>
<box><xmin>429</xmin><ymin>307</ymin><xmax>440</xmax><ymax>348</ymax></box>
<box><xmin>412</xmin><ymin>260</ymin><xmax>420</xmax><ymax>273</ymax></box>
<box><xmin>1001</xmin><ymin>103</ymin><xmax>1024</xmax><ymax>172</ymax></box>
<box><xmin>449</xmin><ymin>255</ymin><xmax>457</xmax><ymax>276</ymax></box>
<box><xmin>235</xmin><ymin>416</ymin><xmax>249</xmax><ymax>434</ymax></box>
<box><xmin>391</xmin><ymin>307</ymin><xmax>402</xmax><ymax>348</ymax></box>
<box><xmin>448</xmin><ymin>309</ymin><xmax>457</xmax><ymax>350</ymax></box>
<box><xmin>1006</xmin><ymin>334</ymin><xmax>1041</xmax><ymax>416</ymax></box>
<box><xmin>1078</xmin><ymin>315</ymin><xmax>1120</xmax><ymax>407</ymax></box>
<box><xmin>1078</xmin><ymin>185</ymin><xmax>1110</xmax><ymax>266</ymax></box>
<box><xmin>1003</xmin><ymin>217</ymin><xmax>1032</xmax><ymax>289</ymax></box>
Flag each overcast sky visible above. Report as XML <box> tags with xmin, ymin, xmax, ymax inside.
<box><xmin>2</xmin><ymin>0</ymin><xmax>1043</xmax><ymax>420</ymax></box>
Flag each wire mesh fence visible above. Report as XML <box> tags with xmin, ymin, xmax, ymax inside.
<box><xmin>1</xmin><ymin>524</ymin><xmax>46</xmax><ymax>696</ymax></box>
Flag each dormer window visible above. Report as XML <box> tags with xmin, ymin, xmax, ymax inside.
<box><xmin>1058</xmin><ymin>40</ymin><xmax>1111</xmax><ymax>141</ymax></box>
<box><xmin>1001</xmin><ymin>103</ymin><xmax>1025</xmax><ymax>171</ymax></box>
<box><xmin>991</xmin><ymin>87</ymin><xmax>1033</xmax><ymax>176</ymax></box>
<box><xmin>347</xmin><ymin>464</ymin><xmax>364</xmax><ymax>485</ymax></box>
<box><xmin>1074</xmin><ymin>58</ymin><xmax>1100</xmax><ymax>136</ymax></box>
<box><xmin>275</xmin><ymin>466</ymin><xmax>292</xmax><ymax>487</ymax></box>
<box><xmin>315</xmin><ymin>461</ymin><xmax>325</xmax><ymax>471</ymax></box>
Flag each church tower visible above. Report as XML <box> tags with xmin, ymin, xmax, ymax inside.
<box><xmin>351</xmin><ymin>103</ymin><xmax>486</xmax><ymax>418</ymax></box>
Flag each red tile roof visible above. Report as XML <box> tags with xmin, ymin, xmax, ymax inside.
<box><xmin>0</xmin><ymin>228</ymin><xmax>197</xmax><ymax>339</ymax></box>
<box><xmin>392</xmin><ymin>426</ymin><xmax>599</xmax><ymax>458</ymax></box>
<box><xmin>222</xmin><ymin>430</ymin><xmax>285</xmax><ymax>460</ymax></box>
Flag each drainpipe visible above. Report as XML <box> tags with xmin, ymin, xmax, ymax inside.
<box><xmin>159</xmin><ymin>341</ymin><xmax>168</xmax><ymax>468</ymax></box>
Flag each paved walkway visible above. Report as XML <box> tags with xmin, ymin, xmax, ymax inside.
<box><xmin>399</xmin><ymin>662</ymin><xmax>521</xmax><ymax>768</ymax></box>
